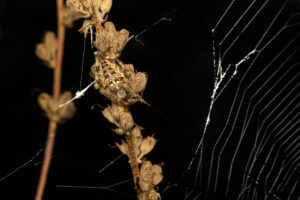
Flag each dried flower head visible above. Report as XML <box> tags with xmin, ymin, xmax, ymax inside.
<box><xmin>36</xmin><ymin>31</ymin><xmax>58</xmax><ymax>69</ymax></box>
<box><xmin>138</xmin><ymin>161</ymin><xmax>163</xmax><ymax>200</ymax></box>
<box><xmin>62</xmin><ymin>7</ymin><xmax>81</xmax><ymax>28</ymax></box>
<box><xmin>137</xmin><ymin>136</ymin><xmax>157</xmax><ymax>163</ymax></box>
<box><xmin>95</xmin><ymin>21</ymin><xmax>132</xmax><ymax>60</ymax></box>
<box><xmin>38</xmin><ymin>91</ymin><xmax>76</xmax><ymax>124</ymax></box>
<box><xmin>102</xmin><ymin>103</ymin><xmax>134</xmax><ymax>132</ymax></box>
<box><xmin>65</xmin><ymin>0</ymin><xmax>112</xmax><ymax>23</ymax></box>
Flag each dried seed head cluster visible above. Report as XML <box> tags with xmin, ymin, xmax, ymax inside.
<box><xmin>102</xmin><ymin>103</ymin><xmax>134</xmax><ymax>133</ymax></box>
<box><xmin>64</xmin><ymin>0</ymin><xmax>163</xmax><ymax>199</ymax></box>
<box><xmin>36</xmin><ymin>31</ymin><xmax>58</xmax><ymax>69</ymax></box>
<box><xmin>64</xmin><ymin>0</ymin><xmax>112</xmax><ymax>28</ymax></box>
<box><xmin>102</xmin><ymin>103</ymin><xmax>162</xmax><ymax>199</ymax></box>
<box><xmin>94</xmin><ymin>22</ymin><xmax>132</xmax><ymax>60</ymax></box>
<box><xmin>91</xmin><ymin>21</ymin><xmax>147</xmax><ymax>106</ymax></box>
<box><xmin>114</xmin><ymin>125</ymin><xmax>157</xmax><ymax>164</ymax></box>
<box><xmin>36</xmin><ymin>31</ymin><xmax>76</xmax><ymax>124</ymax></box>
<box><xmin>38</xmin><ymin>91</ymin><xmax>76</xmax><ymax>124</ymax></box>
<box><xmin>138</xmin><ymin>161</ymin><xmax>163</xmax><ymax>200</ymax></box>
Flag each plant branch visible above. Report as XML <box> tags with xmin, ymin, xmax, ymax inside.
<box><xmin>35</xmin><ymin>0</ymin><xmax>65</xmax><ymax>199</ymax></box>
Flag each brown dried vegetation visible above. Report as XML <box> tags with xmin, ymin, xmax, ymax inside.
<box><xmin>64</xmin><ymin>0</ymin><xmax>163</xmax><ymax>199</ymax></box>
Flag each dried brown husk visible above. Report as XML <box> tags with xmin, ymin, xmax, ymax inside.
<box><xmin>38</xmin><ymin>91</ymin><xmax>76</xmax><ymax>124</ymax></box>
<box><xmin>35</xmin><ymin>31</ymin><xmax>57</xmax><ymax>69</ymax></box>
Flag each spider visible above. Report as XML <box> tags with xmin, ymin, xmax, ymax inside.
<box><xmin>91</xmin><ymin>54</ymin><xmax>148</xmax><ymax>106</ymax></box>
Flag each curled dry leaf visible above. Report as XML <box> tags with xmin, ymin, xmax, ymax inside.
<box><xmin>36</xmin><ymin>31</ymin><xmax>58</xmax><ymax>69</ymax></box>
<box><xmin>38</xmin><ymin>91</ymin><xmax>76</xmax><ymax>124</ymax></box>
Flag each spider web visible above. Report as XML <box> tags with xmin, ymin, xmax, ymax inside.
<box><xmin>167</xmin><ymin>0</ymin><xmax>300</xmax><ymax>199</ymax></box>
<box><xmin>0</xmin><ymin>0</ymin><xmax>299</xmax><ymax>199</ymax></box>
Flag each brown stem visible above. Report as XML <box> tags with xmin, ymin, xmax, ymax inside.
<box><xmin>35</xmin><ymin>121</ymin><xmax>57</xmax><ymax>200</ymax></box>
<box><xmin>126</xmin><ymin>131</ymin><xmax>142</xmax><ymax>196</ymax></box>
<box><xmin>53</xmin><ymin>0</ymin><xmax>65</xmax><ymax>100</ymax></box>
<box><xmin>35</xmin><ymin>1</ymin><xmax>65</xmax><ymax>200</ymax></box>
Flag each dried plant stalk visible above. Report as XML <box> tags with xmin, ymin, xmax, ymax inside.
<box><xmin>35</xmin><ymin>0</ymin><xmax>68</xmax><ymax>200</ymax></box>
<box><xmin>63</xmin><ymin>0</ymin><xmax>163</xmax><ymax>199</ymax></box>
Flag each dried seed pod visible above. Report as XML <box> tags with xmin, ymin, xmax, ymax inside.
<box><xmin>97</xmin><ymin>0</ymin><xmax>112</xmax><ymax>19</ymax></box>
<box><xmin>63</xmin><ymin>7</ymin><xmax>80</xmax><ymax>28</ymax></box>
<box><xmin>132</xmin><ymin>126</ymin><xmax>143</xmax><ymax>156</ymax></box>
<box><xmin>36</xmin><ymin>44</ymin><xmax>51</xmax><ymax>61</ymax></box>
<box><xmin>147</xmin><ymin>189</ymin><xmax>161</xmax><ymax>200</ymax></box>
<box><xmin>115</xmin><ymin>140</ymin><xmax>128</xmax><ymax>156</ymax></box>
<box><xmin>138</xmin><ymin>136</ymin><xmax>157</xmax><ymax>162</ymax></box>
<box><xmin>138</xmin><ymin>189</ymin><xmax>161</xmax><ymax>200</ymax></box>
<box><xmin>139</xmin><ymin>161</ymin><xmax>163</xmax><ymax>199</ymax></box>
<box><xmin>66</xmin><ymin>0</ymin><xmax>92</xmax><ymax>18</ymax></box>
<box><xmin>38</xmin><ymin>91</ymin><xmax>76</xmax><ymax>124</ymax></box>
<box><xmin>36</xmin><ymin>31</ymin><xmax>57</xmax><ymax>69</ymax></box>
<box><xmin>102</xmin><ymin>106</ymin><xmax>119</xmax><ymax>126</ymax></box>
<box><xmin>38</xmin><ymin>93</ymin><xmax>51</xmax><ymax>112</ymax></box>
<box><xmin>132</xmin><ymin>126</ymin><xmax>142</xmax><ymax>146</ymax></box>
<box><xmin>119</xmin><ymin>112</ymin><xmax>134</xmax><ymax>131</ymax></box>
<box><xmin>94</xmin><ymin>21</ymin><xmax>131</xmax><ymax>59</ymax></box>
<box><xmin>112</xmin><ymin>128</ymin><xmax>125</xmax><ymax>135</ymax></box>
<box><xmin>139</xmin><ymin>161</ymin><xmax>154</xmax><ymax>192</ymax></box>
<box><xmin>101</xmin><ymin>103</ymin><xmax>124</xmax><ymax>126</ymax></box>
<box><xmin>130</xmin><ymin>72</ymin><xmax>147</xmax><ymax>93</ymax></box>
<box><xmin>44</xmin><ymin>31</ymin><xmax>57</xmax><ymax>52</ymax></box>
<box><xmin>102</xmin><ymin>103</ymin><xmax>134</xmax><ymax>131</ymax></box>
<box><xmin>152</xmin><ymin>164</ymin><xmax>163</xmax><ymax>186</ymax></box>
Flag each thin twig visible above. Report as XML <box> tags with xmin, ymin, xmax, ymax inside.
<box><xmin>35</xmin><ymin>0</ymin><xmax>65</xmax><ymax>199</ymax></box>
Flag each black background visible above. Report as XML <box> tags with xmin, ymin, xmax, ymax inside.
<box><xmin>0</xmin><ymin>0</ymin><xmax>299</xmax><ymax>199</ymax></box>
